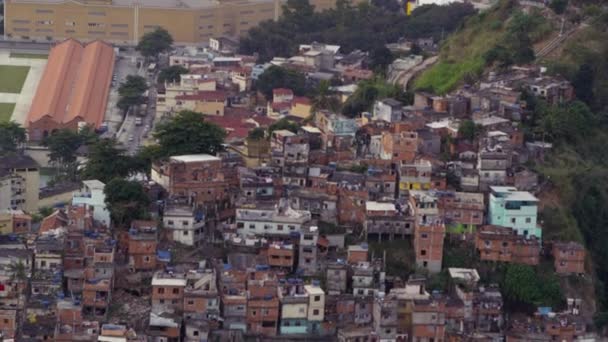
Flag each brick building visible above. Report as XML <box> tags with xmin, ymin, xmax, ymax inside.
<box><xmin>127</xmin><ymin>220</ymin><xmax>158</xmax><ymax>272</ymax></box>
<box><xmin>475</xmin><ymin>225</ymin><xmax>540</xmax><ymax>265</ymax></box>
<box><xmin>552</xmin><ymin>241</ymin><xmax>585</xmax><ymax>275</ymax></box>
<box><xmin>151</xmin><ymin>271</ymin><xmax>187</xmax><ymax>313</ymax></box>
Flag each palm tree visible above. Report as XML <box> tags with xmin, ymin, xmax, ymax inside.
<box><xmin>310</xmin><ymin>80</ymin><xmax>342</xmax><ymax>116</ymax></box>
<box><xmin>8</xmin><ymin>261</ymin><xmax>28</xmax><ymax>283</ymax></box>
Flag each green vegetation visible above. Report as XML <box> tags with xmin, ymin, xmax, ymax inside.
<box><xmin>117</xmin><ymin>75</ymin><xmax>148</xmax><ymax>111</ymax></box>
<box><xmin>247</xmin><ymin>127</ymin><xmax>266</xmax><ymax>141</ymax></box>
<box><xmin>136</xmin><ymin>27</ymin><xmax>174</xmax><ymax>59</ymax></box>
<box><xmin>369</xmin><ymin>239</ymin><xmax>416</xmax><ymax>281</ymax></box>
<box><xmin>9</xmin><ymin>52</ymin><xmax>48</xmax><ymax>59</ymax></box>
<box><xmin>104</xmin><ymin>178</ymin><xmax>150</xmax><ymax>228</ymax></box>
<box><xmin>0</xmin><ymin>65</ymin><xmax>30</xmax><ymax>93</ymax></box>
<box><xmin>342</xmin><ymin>77</ymin><xmax>410</xmax><ymax>117</ymax></box>
<box><xmin>415</xmin><ymin>0</ymin><xmax>552</xmax><ymax>94</ymax></box>
<box><xmin>268</xmin><ymin>118</ymin><xmax>301</xmax><ymax>136</ymax></box>
<box><xmin>82</xmin><ymin>139</ymin><xmax>145</xmax><ymax>183</ymax></box>
<box><xmin>240</xmin><ymin>0</ymin><xmax>475</xmax><ymax>62</ymax></box>
<box><xmin>256</xmin><ymin>66</ymin><xmax>307</xmax><ymax>98</ymax></box>
<box><xmin>0</xmin><ymin>121</ymin><xmax>26</xmax><ymax>156</ymax></box>
<box><xmin>152</xmin><ymin>110</ymin><xmax>226</xmax><ymax>158</ymax></box>
<box><xmin>158</xmin><ymin>65</ymin><xmax>188</xmax><ymax>84</ymax></box>
<box><xmin>0</xmin><ymin>103</ymin><xmax>15</xmax><ymax>122</ymax></box>
<box><xmin>43</xmin><ymin>127</ymin><xmax>97</xmax><ymax>181</ymax></box>
<box><xmin>502</xmin><ymin>264</ymin><xmax>564</xmax><ymax>310</ymax></box>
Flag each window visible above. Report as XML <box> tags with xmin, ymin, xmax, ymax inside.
<box><xmin>158</xmin><ymin>288</ymin><xmax>165</xmax><ymax>294</ymax></box>
<box><xmin>421</xmin><ymin>249</ymin><xmax>427</xmax><ymax>256</ymax></box>
<box><xmin>252</xmin><ymin>310</ymin><xmax>257</xmax><ymax>316</ymax></box>
<box><xmin>525</xmin><ymin>217</ymin><xmax>531</xmax><ymax>223</ymax></box>
<box><xmin>193</xmin><ymin>331</ymin><xmax>199</xmax><ymax>336</ymax></box>
<box><xmin>172</xmin><ymin>288</ymin><xmax>179</xmax><ymax>294</ymax></box>
<box><xmin>188</xmin><ymin>300</ymin><xmax>194</xmax><ymax>305</ymax></box>
<box><xmin>511</xmin><ymin>218</ymin><xmax>516</xmax><ymax>224</ymax></box>
<box><xmin>314</xmin><ymin>295</ymin><xmax>321</xmax><ymax>302</ymax></box>
<box><xmin>183</xmin><ymin>231</ymin><xmax>189</xmax><ymax>236</ymax></box>
<box><xmin>249</xmin><ymin>224</ymin><xmax>255</xmax><ymax>229</ymax></box>
<box><xmin>277</xmin><ymin>225</ymin><xmax>284</xmax><ymax>231</ymax></box>
<box><xmin>144</xmin><ymin>256</ymin><xmax>150</xmax><ymax>263</ymax></box>
<box><xmin>313</xmin><ymin>309</ymin><xmax>320</xmax><ymax>315</ymax></box>
<box><xmin>167</xmin><ymin>220</ymin><xmax>174</xmax><ymax>225</ymax></box>
<box><xmin>36</xmin><ymin>9</ymin><xmax>54</xmax><ymax>13</ymax></box>
<box><xmin>421</xmin><ymin>233</ymin><xmax>428</xmax><ymax>239</ymax></box>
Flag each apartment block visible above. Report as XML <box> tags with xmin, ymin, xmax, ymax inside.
<box><xmin>151</xmin><ymin>271</ymin><xmax>187</xmax><ymax>313</ymax></box>
<box><xmin>304</xmin><ymin>284</ymin><xmax>325</xmax><ymax>333</ymax></box>
<box><xmin>475</xmin><ymin>225</ymin><xmax>540</xmax><ymax>265</ymax></box>
<box><xmin>488</xmin><ymin>186</ymin><xmax>540</xmax><ymax>239</ymax></box>
<box><xmin>414</xmin><ymin>223</ymin><xmax>445</xmax><ymax>274</ymax></box>
<box><xmin>552</xmin><ymin>241</ymin><xmax>585</xmax><ymax>275</ymax></box>
<box><xmin>0</xmin><ymin>155</ymin><xmax>40</xmax><ymax>213</ymax></box>
<box><xmin>183</xmin><ymin>267</ymin><xmax>219</xmax><ymax>320</ymax></box>
<box><xmin>380</xmin><ymin>131</ymin><xmax>418</xmax><ymax>163</ymax></box>
<box><xmin>399</xmin><ymin>159</ymin><xmax>432</xmax><ymax>194</ymax></box>
<box><xmin>163</xmin><ymin>205</ymin><xmax>206</xmax><ymax>247</ymax></box>
<box><xmin>439</xmin><ymin>191</ymin><xmax>484</xmax><ymax>234</ymax></box>
<box><xmin>127</xmin><ymin>220</ymin><xmax>158</xmax><ymax>271</ymax></box>
<box><xmin>278</xmin><ymin>279</ymin><xmax>309</xmax><ymax>335</ymax></box>
<box><xmin>152</xmin><ymin>154</ymin><xmax>229</xmax><ymax>206</ymax></box>
<box><xmin>247</xmin><ymin>272</ymin><xmax>279</xmax><ymax>336</ymax></box>
<box><xmin>364</xmin><ymin>201</ymin><xmax>414</xmax><ymax>239</ymax></box>
<box><xmin>265</xmin><ymin>243</ymin><xmax>295</xmax><ymax>270</ymax></box>
<box><xmin>326</xmin><ymin>261</ymin><xmax>349</xmax><ymax>295</ymax></box>
<box><xmin>298</xmin><ymin>226</ymin><xmax>319</xmax><ymax>275</ymax></box>
<box><xmin>235</xmin><ymin>199</ymin><xmax>311</xmax><ymax>237</ymax></box>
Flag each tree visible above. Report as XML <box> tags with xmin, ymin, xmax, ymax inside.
<box><xmin>311</xmin><ymin>80</ymin><xmax>342</xmax><ymax>114</ymax></box>
<box><xmin>0</xmin><ymin>122</ymin><xmax>26</xmax><ymax>156</ymax></box>
<box><xmin>8</xmin><ymin>261</ymin><xmax>28</xmax><ymax>282</ymax></box>
<box><xmin>104</xmin><ymin>178</ymin><xmax>149</xmax><ymax>228</ymax></box>
<box><xmin>136</xmin><ymin>27</ymin><xmax>173</xmax><ymax>59</ymax></box>
<box><xmin>256</xmin><ymin>66</ymin><xmax>307</xmax><ymax>98</ymax></box>
<box><xmin>82</xmin><ymin>139</ymin><xmax>142</xmax><ymax>183</ymax></box>
<box><xmin>158</xmin><ymin>65</ymin><xmax>188</xmax><ymax>84</ymax></box>
<box><xmin>44</xmin><ymin>129</ymin><xmax>83</xmax><ymax>176</ymax></box>
<box><xmin>572</xmin><ymin>63</ymin><xmax>595</xmax><ymax>106</ymax></box>
<box><xmin>153</xmin><ymin>110</ymin><xmax>226</xmax><ymax>158</ymax></box>
<box><xmin>549</xmin><ymin>0</ymin><xmax>568</xmax><ymax>14</ymax></box>
<box><xmin>268</xmin><ymin>118</ymin><xmax>300</xmax><ymax>136</ymax></box>
<box><xmin>458</xmin><ymin>119</ymin><xmax>479</xmax><ymax>141</ymax></box>
<box><xmin>247</xmin><ymin>127</ymin><xmax>266</xmax><ymax>141</ymax></box>
<box><xmin>369</xmin><ymin>46</ymin><xmax>395</xmax><ymax>74</ymax></box>
<box><xmin>502</xmin><ymin>264</ymin><xmax>541</xmax><ymax>307</ymax></box>
<box><xmin>118</xmin><ymin>75</ymin><xmax>148</xmax><ymax>111</ymax></box>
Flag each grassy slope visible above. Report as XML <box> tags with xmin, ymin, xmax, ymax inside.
<box><xmin>415</xmin><ymin>0</ymin><xmax>553</xmax><ymax>94</ymax></box>
<box><xmin>414</xmin><ymin>0</ymin><xmax>514</xmax><ymax>94</ymax></box>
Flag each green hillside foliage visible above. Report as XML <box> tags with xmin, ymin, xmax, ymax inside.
<box><xmin>239</xmin><ymin>0</ymin><xmax>475</xmax><ymax>62</ymax></box>
<box><xmin>415</xmin><ymin>0</ymin><xmax>552</xmax><ymax>94</ymax></box>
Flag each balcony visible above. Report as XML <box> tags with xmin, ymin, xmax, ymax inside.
<box><xmin>73</xmin><ymin>192</ymin><xmax>92</xmax><ymax>199</ymax></box>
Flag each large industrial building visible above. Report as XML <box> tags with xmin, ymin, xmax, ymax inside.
<box><xmin>3</xmin><ymin>0</ymin><xmax>353</xmax><ymax>45</ymax></box>
<box><xmin>26</xmin><ymin>38</ymin><xmax>115</xmax><ymax>141</ymax></box>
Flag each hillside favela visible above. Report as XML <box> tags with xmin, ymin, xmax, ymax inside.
<box><xmin>0</xmin><ymin>0</ymin><xmax>606</xmax><ymax>340</ymax></box>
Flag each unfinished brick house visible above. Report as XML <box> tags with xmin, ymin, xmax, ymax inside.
<box><xmin>127</xmin><ymin>220</ymin><xmax>158</xmax><ymax>272</ymax></box>
<box><xmin>552</xmin><ymin>241</ymin><xmax>585</xmax><ymax>275</ymax></box>
<box><xmin>247</xmin><ymin>270</ymin><xmax>279</xmax><ymax>336</ymax></box>
<box><xmin>151</xmin><ymin>271</ymin><xmax>187</xmax><ymax>313</ymax></box>
<box><xmin>475</xmin><ymin>225</ymin><xmax>540</xmax><ymax>265</ymax></box>
<box><xmin>151</xmin><ymin>154</ymin><xmax>230</xmax><ymax>205</ymax></box>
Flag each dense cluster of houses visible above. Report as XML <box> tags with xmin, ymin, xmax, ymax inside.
<box><xmin>0</xmin><ymin>37</ymin><xmax>597</xmax><ymax>341</ymax></box>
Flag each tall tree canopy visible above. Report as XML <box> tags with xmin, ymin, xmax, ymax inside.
<box><xmin>256</xmin><ymin>66</ymin><xmax>307</xmax><ymax>99</ymax></box>
<box><xmin>153</xmin><ymin>110</ymin><xmax>226</xmax><ymax>158</ymax></box>
<box><xmin>117</xmin><ymin>75</ymin><xmax>148</xmax><ymax>111</ymax></box>
<box><xmin>104</xmin><ymin>178</ymin><xmax>149</xmax><ymax>228</ymax></box>
<box><xmin>239</xmin><ymin>0</ymin><xmax>475</xmax><ymax>62</ymax></box>
<box><xmin>0</xmin><ymin>122</ymin><xmax>26</xmax><ymax>156</ymax></box>
<box><xmin>136</xmin><ymin>27</ymin><xmax>174</xmax><ymax>59</ymax></box>
<box><xmin>81</xmin><ymin>139</ymin><xmax>143</xmax><ymax>183</ymax></box>
<box><xmin>158</xmin><ymin>65</ymin><xmax>189</xmax><ymax>84</ymax></box>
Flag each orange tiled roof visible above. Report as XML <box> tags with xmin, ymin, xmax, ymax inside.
<box><xmin>27</xmin><ymin>39</ymin><xmax>115</xmax><ymax>129</ymax></box>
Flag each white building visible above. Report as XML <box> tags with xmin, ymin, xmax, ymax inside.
<box><xmin>72</xmin><ymin>180</ymin><xmax>110</xmax><ymax>227</ymax></box>
<box><xmin>163</xmin><ymin>206</ymin><xmax>206</xmax><ymax>246</ymax></box>
<box><xmin>236</xmin><ymin>199</ymin><xmax>311</xmax><ymax>237</ymax></box>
